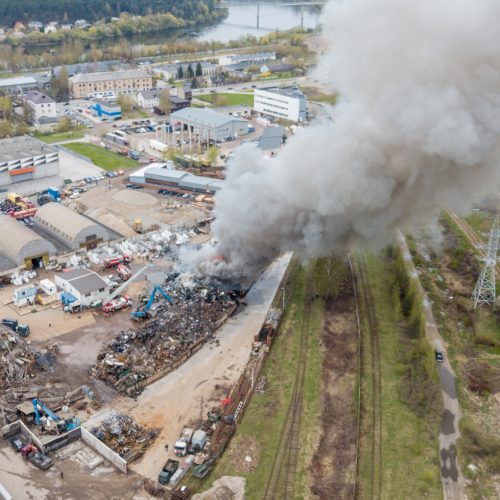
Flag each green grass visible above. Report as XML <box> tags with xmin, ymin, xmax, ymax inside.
<box><xmin>465</xmin><ymin>210</ymin><xmax>495</xmax><ymax>237</ymax></box>
<box><xmin>313</xmin><ymin>93</ymin><xmax>338</xmax><ymax>105</ymax></box>
<box><xmin>62</xmin><ymin>142</ymin><xmax>137</xmax><ymax>171</ymax></box>
<box><xmin>35</xmin><ymin>128</ymin><xmax>86</xmax><ymax>144</ymax></box>
<box><xmin>197</xmin><ymin>92</ymin><xmax>254</xmax><ymax>107</ymax></box>
<box><xmin>357</xmin><ymin>254</ymin><xmax>442</xmax><ymax>499</ymax></box>
<box><xmin>189</xmin><ymin>262</ymin><xmax>324</xmax><ymax>498</ymax></box>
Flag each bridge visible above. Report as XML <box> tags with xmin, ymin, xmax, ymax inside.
<box><xmin>217</xmin><ymin>0</ymin><xmax>327</xmax><ymax>29</ymax></box>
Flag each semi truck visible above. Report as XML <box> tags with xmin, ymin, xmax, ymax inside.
<box><xmin>103</xmin><ymin>254</ymin><xmax>131</xmax><ymax>269</ymax></box>
<box><xmin>158</xmin><ymin>459</ymin><xmax>179</xmax><ymax>485</ymax></box>
<box><xmin>149</xmin><ymin>139</ymin><xmax>168</xmax><ymax>153</ymax></box>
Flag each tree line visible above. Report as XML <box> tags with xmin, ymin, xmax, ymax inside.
<box><xmin>0</xmin><ymin>0</ymin><xmax>223</xmax><ymax>26</ymax></box>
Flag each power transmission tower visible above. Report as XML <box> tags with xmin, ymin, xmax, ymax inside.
<box><xmin>472</xmin><ymin>215</ymin><xmax>500</xmax><ymax>308</ymax></box>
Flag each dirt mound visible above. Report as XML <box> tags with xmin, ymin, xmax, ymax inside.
<box><xmin>192</xmin><ymin>476</ymin><xmax>246</xmax><ymax>500</ymax></box>
<box><xmin>112</xmin><ymin>189</ymin><xmax>158</xmax><ymax>206</ymax></box>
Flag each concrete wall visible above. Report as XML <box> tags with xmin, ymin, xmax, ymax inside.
<box><xmin>43</xmin><ymin>427</ymin><xmax>81</xmax><ymax>453</ymax></box>
<box><xmin>80</xmin><ymin>427</ymin><xmax>127</xmax><ymax>473</ymax></box>
<box><xmin>1</xmin><ymin>420</ymin><xmax>44</xmax><ymax>452</ymax></box>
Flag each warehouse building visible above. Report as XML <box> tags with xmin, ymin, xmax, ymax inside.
<box><xmin>218</xmin><ymin>51</ymin><xmax>276</xmax><ymax>67</ymax></box>
<box><xmin>0</xmin><ymin>136</ymin><xmax>59</xmax><ymax>187</ymax></box>
<box><xmin>153</xmin><ymin>62</ymin><xmax>220</xmax><ymax>81</ymax></box>
<box><xmin>170</xmin><ymin>108</ymin><xmax>249</xmax><ymax>143</ymax></box>
<box><xmin>128</xmin><ymin>164</ymin><xmax>223</xmax><ymax>194</ymax></box>
<box><xmin>0</xmin><ymin>75</ymin><xmax>40</xmax><ymax>95</ymax></box>
<box><xmin>54</xmin><ymin>268</ymin><xmax>109</xmax><ymax>307</ymax></box>
<box><xmin>0</xmin><ymin>215</ymin><xmax>56</xmax><ymax>268</ymax></box>
<box><xmin>34</xmin><ymin>203</ymin><xmax>108</xmax><ymax>250</ymax></box>
<box><xmin>254</xmin><ymin>86</ymin><xmax>308</xmax><ymax>122</ymax></box>
<box><xmin>69</xmin><ymin>70</ymin><xmax>153</xmax><ymax>98</ymax></box>
<box><xmin>90</xmin><ymin>99</ymin><xmax>122</xmax><ymax>120</ymax></box>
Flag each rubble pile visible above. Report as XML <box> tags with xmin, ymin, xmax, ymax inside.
<box><xmin>90</xmin><ymin>411</ymin><xmax>157</xmax><ymax>462</ymax></box>
<box><xmin>0</xmin><ymin>330</ymin><xmax>59</xmax><ymax>419</ymax></box>
<box><xmin>92</xmin><ymin>274</ymin><xmax>241</xmax><ymax>396</ymax></box>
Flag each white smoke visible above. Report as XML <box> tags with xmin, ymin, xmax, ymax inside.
<box><xmin>191</xmin><ymin>0</ymin><xmax>500</xmax><ymax>278</ymax></box>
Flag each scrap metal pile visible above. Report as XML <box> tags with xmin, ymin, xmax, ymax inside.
<box><xmin>92</xmin><ymin>274</ymin><xmax>241</xmax><ymax>396</ymax></box>
<box><xmin>90</xmin><ymin>411</ymin><xmax>157</xmax><ymax>462</ymax></box>
<box><xmin>0</xmin><ymin>330</ymin><xmax>58</xmax><ymax>419</ymax></box>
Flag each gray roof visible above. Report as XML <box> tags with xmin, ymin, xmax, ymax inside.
<box><xmin>262</xmin><ymin>63</ymin><xmax>295</xmax><ymax>73</ymax></box>
<box><xmin>70</xmin><ymin>70</ymin><xmax>150</xmax><ymax>83</ymax></box>
<box><xmin>25</xmin><ymin>91</ymin><xmax>54</xmax><ymax>105</ymax></box>
<box><xmin>55</xmin><ymin>268</ymin><xmax>108</xmax><ymax>295</ymax></box>
<box><xmin>35</xmin><ymin>203</ymin><xmax>104</xmax><ymax>241</ymax></box>
<box><xmin>53</xmin><ymin>60</ymin><xmax>126</xmax><ymax>77</ymax></box>
<box><xmin>0</xmin><ymin>136</ymin><xmax>57</xmax><ymax>163</ymax></box>
<box><xmin>139</xmin><ymin>89</ymin><xmax>161</xmax><ymax>99</ymax></box>
<box><xmin>37</xmin><ymin>116</ymin><xmax>59</xmax><ymax>124</ymax></box>
<box><xmin>0</xmin><ymin>76</ymin><xmax>37</xmax><ymax>87</ymax></box>
<box><xmin>257</xmin><ymin>86</ymin><xmax>306</xmax><ymax>99</ymax></box>
<box><xmin>170</xmin><ymin>108</ymin><xmax>247</xmax><ymax>128</ymax></box>
<box><xmin>0</xmin><ymin>215</ymin><xmax>55</xmax><ymax>263</ymax></box>
<box><xmin>156</xmin><ymin>61</ymin><xmax>217</xmax><ymax>72</ymax></box>
<box><xmin>258</xmin><ymin>126</ymin><xmax>284</xmax><ymax>150</ymax></box>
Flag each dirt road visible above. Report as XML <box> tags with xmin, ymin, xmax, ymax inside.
<box><xmin>398</xmin><ymin>233</ymin><xmax>465</xmax><ymax>500</ymax></box>
<box><xmin>127</xmin><ymin>253</ymin><xmax>292</xmax><ymax>480</ymax></box>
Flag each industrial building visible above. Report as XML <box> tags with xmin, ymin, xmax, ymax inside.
<box><xmin>34</xmin><ymin>203</ymin><xmax>108</xmax><ymax>250</ymax></box>
<box><xmin>254</xmin><ymin>86</ymin><xmax>308</xmax><ymax>122</ymax></box>
<box><xmin>128</xmin><ymin>164</ymin><xmax>223</xmax><ymax>194</ymax></box>
<box><xmin>0</xmin><ymin>136</ymin><xmax>59</xmax><ymax>186</ymax></box>
<box><xmin>0</xmin><ymin>215</ymin><xmax>56</xmax><ymax>268</ymax></box>
<box><xmin>69</xmin><ymin>70</ymin><xmax>153</xmax><ymax>98</ymax></box>
<box><xmin>54</xmin><ymin>268</ymin><xmax>109</xmax><ymax>307</ymax></box>
<box><xmin>0</xmin><ymin>76</ymin><xmax>40</xmax><ymax>95</ymax></box>
<box><xmin>256</xmin><ymin>126</ymin><xmax>285</xmax><ymax>153</ymax></box>
<box><xmin>169</xmin><ymin>108</ymin><xmax>249</xmax><ymax>143</ymax></box>
<box><xmin>90</xmin><ymin>99</ymin><xmax>122</xmax><ymax>120</ymax></box>
<box><xmin>153</xmin><ymin>62</ymin><xmax>220</xmax><ymax>81</ymax></box>
<box><xmin>218</xmin><ymin>51</ymin><xmax>276</xmax><ymax>67</ymax></box>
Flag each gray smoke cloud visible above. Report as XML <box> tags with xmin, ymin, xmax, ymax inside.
<box><xmin>189</xmin><ymin>0</ymin><xmax>500</xmax><ymax>279</ymax></box>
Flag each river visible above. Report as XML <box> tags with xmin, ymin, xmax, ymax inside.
<box><xmin>23</xmin><ymin>2</ymin><xmax>322</xmax><ymax>56</ymax></box>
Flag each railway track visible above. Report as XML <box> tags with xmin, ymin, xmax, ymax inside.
<box><xmin>446</xmin><ymin>210</ymin><xmax>484</xmax><ymax>249</ymax></box>
<box><xmin>354</xmin><ymin>255</ymin><xmax>382</xmax><ymax>500</ymax></box>
<box><xmin>262</xmin><ymin>271</ymin><xmax>312</xmax><ymax>500</ymax></box>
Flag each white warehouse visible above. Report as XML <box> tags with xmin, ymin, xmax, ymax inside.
<box><xmin>54</xmin><ymin>268</ymin><xmax>109</xmax><ymax>307</ymax></box>
<box><xmin>254</xmin><ymin>86</ymin><xmax>308</xmax><ymax>123</ymax></box>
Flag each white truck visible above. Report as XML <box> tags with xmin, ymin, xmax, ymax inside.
<box><xmin>174</xmin><ymin>427</ymin><xmax>193</xmax><ymax>457</ymax></box>
<box><xmin>149</xmin><ymin>139</ymin><xmax>168</xmax><ymax>153</ymax></box>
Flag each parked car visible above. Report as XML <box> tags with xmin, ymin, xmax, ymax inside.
<box><xmin>10</xmin><ymin>437</ymin><xmax>24</xmax><ymax>452</ymax></box>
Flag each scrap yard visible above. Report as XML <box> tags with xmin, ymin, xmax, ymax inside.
<box><xmin>0</xmin><ymin>155</ymin><xmax>292</xmax><ymax>497</ymax></box>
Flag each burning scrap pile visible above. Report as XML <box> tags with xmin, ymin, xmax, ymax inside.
<box><xmin>90</xmin><ymin>411</ymin><xmax>157</xmax><ymax>462</ymax></box>
<box><xmin>92</xmin><ymin>274</ymin><xmax>241</xmax><ymax>396</ymax></box>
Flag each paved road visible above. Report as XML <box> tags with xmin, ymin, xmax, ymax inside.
<box><xmin>398</xmin><ymin>233</ymin><xmax>465</xmax><ymax>500</ymax></box>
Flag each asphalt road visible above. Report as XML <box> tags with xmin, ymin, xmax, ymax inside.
<box><xmin>398</xmin><ymin>233</ymin><xmax>465</xmax><ymax>500</ymax></box>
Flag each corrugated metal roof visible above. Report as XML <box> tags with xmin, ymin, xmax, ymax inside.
<box><xmin>0</xmin><ymin>215</ymin><xmax>55</xmax><ymax>263</ymax></box>
<box><xmin>170</xmin><ymin>108</ymin><xmax>247</xmax><ymax>128</ymax></box>
<box><xmin>70</xmin><ymin>70</ymin><xmax>150</xmax><ymax>83</ymax></box>
<box><xmin>0</xmin><ymin>76</ymin><xmax>37</xmax><ymax>87</ymax></box>
<box><xmin>35</xmin><ymin>203</ymin><xmax>103</xmax><ymax>240</ymax></box>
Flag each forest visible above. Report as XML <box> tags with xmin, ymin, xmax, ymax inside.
<box><xmin>0</xmin><ymin>0</ymin><xmax>222</xmax><ymax>26</ymax></box>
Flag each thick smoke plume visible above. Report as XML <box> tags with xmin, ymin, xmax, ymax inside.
<box><xmin>192</xmin><ymin>0</ymin><xmax>500</xmax><ymax>278</ymax></box>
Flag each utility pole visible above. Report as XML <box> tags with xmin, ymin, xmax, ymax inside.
<box><xmin>257</xmin><ymin>1</ymin><xmax>260</xmax><ymax>29</ymax></box>
<box><xmin>301</xmin><ymin>5</ymin><xmax>304</xmax><ymax>29</ymax></box>
<box><xmin>472</xmin><ymin>215</ymin><xmax>500</xmax><ymax>308</ymax></box>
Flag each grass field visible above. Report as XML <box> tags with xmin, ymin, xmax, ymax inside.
<box><xmin>62</xmin><ymin>142</ymin><xmax>137</xmax><ymax>171</ymax></box>
<box><xmin>36</xmin><ymin>128</ymin><xmax>86</xmax><ymax>144</ymax></box>
<box><xmin>357</xmin><ymin>254</ymin><xmax>442</xmax><ymax>499</ymax></box>
<box><xmin>197</xmin><ymin>92</ymin><xmax>254</xmax><ymax>107</ymax></box>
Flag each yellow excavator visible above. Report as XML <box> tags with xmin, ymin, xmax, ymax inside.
<box><xmin>133</xmin><ymin>218</ymin><xmax>144</xmax><ymax>233</ymax></box>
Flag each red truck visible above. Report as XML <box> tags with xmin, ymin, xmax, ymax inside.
<box><xmin>117</xmin><ymin>264</ymin><xmax>132</xmax><ymax>281</ymax></box>
<box><xmin>104</xmin><ymin>255</ymin><xmax>131</xmax><ymax>269</ymax></box>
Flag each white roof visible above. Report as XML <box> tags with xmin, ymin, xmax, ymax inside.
<box><xmin>0</xmin><ymin>76</ymin><xmax>37</xmax><ymax>87</ymax></box>
<box><xmin>170</xmin><ymin>108</ymin><xmax>248</xmax><ymax>128</ymax></box>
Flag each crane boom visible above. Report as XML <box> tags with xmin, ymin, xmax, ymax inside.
<box><xmin>103</xmin><ymin>263</ymin><xmax>151</xmax><ymax>305</ymax></box>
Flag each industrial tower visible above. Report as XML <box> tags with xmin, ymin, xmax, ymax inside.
<box><xmin>472</xmin><ymin>215</ymin><xmax>500</xmax><ymax>308</ymax></box>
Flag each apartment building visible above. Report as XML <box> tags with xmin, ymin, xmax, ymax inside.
<box><xmin>254</xmin><ymin>86</ymin><xmax>308</xmax><ymax>123</ymax></box>
<box><xmin>69</xmin><ymin>70</ymin><xmax>153</xmax><ymax>98</ymax></box>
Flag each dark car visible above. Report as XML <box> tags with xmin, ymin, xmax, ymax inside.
<box><xmin>2</xmin><ymin>318</ymin><xmax>18</xmax><ymax>331</ymax></box>
<box><xmin>435</xmin><ymin>351</ymin><xmax>444</xmax><ymax>363</ymax></box>
<box><xmin>126</xmin><ymin>184</ymin><xmax>135</xmax><ymax>188</ymax></box>
<box><xmin>10</xmin><ymin>437</ymin><xmax>24</xmax><ymax>452</ymax></box>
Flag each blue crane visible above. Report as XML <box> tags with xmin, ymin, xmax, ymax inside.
<box><xmin>131</xmin><ymin>285</ymin><xmax>173</xmax><ymax>320</ymax></box>
<box><xmin>32</xmin><ymin>398</ymin><xmax>80</xmax><ymax>431</ymax></box>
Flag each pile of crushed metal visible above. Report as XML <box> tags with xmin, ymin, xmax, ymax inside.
<box><xmin>92</xmin><ymin>273</ymin><xmax>242</xmax><ymax>397</ymax></box>
<box><xmin>90</xmin><ymin>411</ymin><xmax>157</xmax><ymax>462</ymax></box>
<box><xmin>0</xmin><ymin>328</ymin><xmax>58</xmax><ymax>409</ymax></box>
